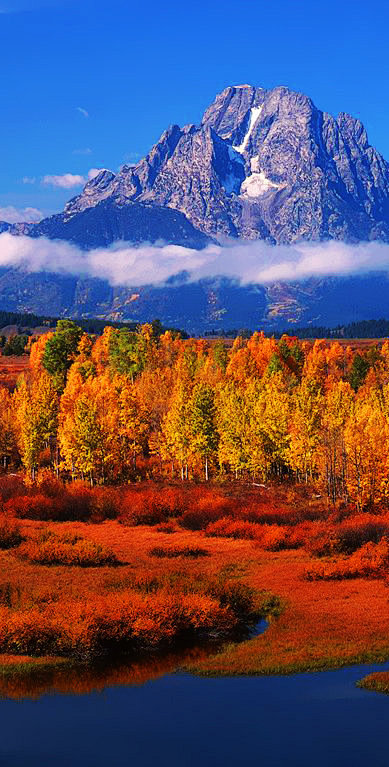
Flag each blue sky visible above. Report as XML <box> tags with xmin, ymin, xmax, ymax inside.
<box><xmin>1</xmin><ymin>0</ymin><xmax>389</xmax><ymax>221</ymax></box>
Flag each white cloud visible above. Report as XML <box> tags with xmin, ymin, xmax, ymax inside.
<box><xmin>42</xmin><ymin>173</ymin><xmax>86</xmax><ymax>189</ymax></box>
<box><xmin>22</xmin><ymin>176</ymin><xmax>36</xmax><ymax>185</ymax></box>
<box><xmin>0</xmin><ymin>207</ymin><xmax>43</xmax><ymax>224</ymax></box>
<box><xmin>42</xmin><ymin>168</ymin><xmax>107</xmax><ymax>189</ymax></box>
<box><xmin>1</xmin><ymin>234</ymin><xmax>389</xmax><ymax>289</ymax></box>
<box><xmin>87</xmin><ymin>168</ymin><xmax>103</xmax><ymax>180</ymax></box>
<box><xmin>76</xmin><ymin>107</ymin><xmax>89</xmax><ymax>119</ymax></box>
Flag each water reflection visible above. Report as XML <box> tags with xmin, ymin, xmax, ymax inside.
<box><xmin>0</xmin><ymin>646</ymin><xmax>211</xmax><ymax>701</ymax></box>
<box><xmin>0</xmin><ymin>619</ymin><xmax>267</xmax><ymax>702</ymax></box>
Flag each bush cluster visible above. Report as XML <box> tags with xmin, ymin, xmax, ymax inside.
<box><xmin>149</xmin><ymin>546</ymin><xmax>209</xmax><ymax>558</ymax></box>
<box><xmin>305</xmin><ymin>538</ymin><xmax>389</xmax><ymax>580</ymax></box>
<box><xmin>0</xmin><ymin>520</ymin><xmax>22</xmax><ymax>549</ymax></box>
<box><xmin>18</xmin><ymin>530</ymin><xmax>118</xmax><ymax>567</ymax></box>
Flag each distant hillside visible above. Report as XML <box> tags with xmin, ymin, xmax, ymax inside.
<box><xmin>0</xmin><ymin>310</ymin><xmax>187</xmax><ymax>338</ymax></box>
<box><xmin>280</xmin><ymin>318</ymin><xmax>389</xmax><ymax>340</ymax></box>
<box><xmin>204</xmin><ymin>318</ymin><xmax>389</xmax><ymax>340</ymax></box>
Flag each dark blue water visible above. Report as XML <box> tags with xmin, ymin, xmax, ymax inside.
<box><xmin>0</xmin><ymin>662</ymin><xmax>388</xmax><ymax>767</ymax></box>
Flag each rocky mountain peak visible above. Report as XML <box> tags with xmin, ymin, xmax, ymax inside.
<box><xmin>15</xmin><ymin>83</ymin><xmax>389</xmax><ymax>247</ymax></box>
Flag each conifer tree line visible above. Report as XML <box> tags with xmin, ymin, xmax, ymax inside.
<box><xmin>1</xmin><ymin>319</ymin><xmax>389</xmax><ymax>509</ymax></box>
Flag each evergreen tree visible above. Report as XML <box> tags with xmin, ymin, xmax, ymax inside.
<box><xmin>190</xmin><ymin>383</ymin><xmax>219</xmax><ymax>481</ymax></box>
<box><xmin>42</xmin><ymin>320</ymin><xmax>83</xmax><ymax>390</ymax></box>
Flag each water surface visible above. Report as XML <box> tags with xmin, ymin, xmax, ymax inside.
<box><xmin>0</xmin><ymin>659</ymin><xmax>388</xmax><ymax>767</ymax></box>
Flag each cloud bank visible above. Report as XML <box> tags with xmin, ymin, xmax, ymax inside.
<box><xmin>42</xmin><ymin>173</ymin><xmax>86</xmax><ymax>189</ymax></box>
<box><xmin>0</xmin><ymin>206</ymin><xmax>43</xmax><ymax>224</ymax></box>
<box><xmin>1</xmin><ymin>234</ymin><xmax>389</xmax><ymax>290</ymax></box>
<box><xmin>42</xmin><ymin>169</ymin><xmax>103</xmax><ymax>189</ymax></box>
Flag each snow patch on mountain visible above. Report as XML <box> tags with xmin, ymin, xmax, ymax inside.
<box><xmin>240</xmin><ymin>162</ymin><xmax>283</xmax><ymax>198</ymax></box>
<box><xmin>233</xmin><ymin>106</ymin><xmax>263</xmax><ymax>154</ymax></box>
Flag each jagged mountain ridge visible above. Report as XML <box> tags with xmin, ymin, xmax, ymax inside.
<box><xmin>39</xmin><ymin>83</ymin><xmax>389</xmax><ymax>245</ymax></box>
<box><xmin>1</xmin><ymin>83</ymin><xmax>389</xmax><ymax>331</ymax></box>
<box><xmin>13</xmin><ymin>198</ymin><xmax>211</xmax><ymax>250</ymax></box>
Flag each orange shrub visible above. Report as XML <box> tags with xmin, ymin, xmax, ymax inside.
<box><xmin>357</xmin><ymin>671</ymin><xmax>389</xmax><ymax>694</ymax></box>
<box><xmin>260</xmin><ymin>525</ymin><xmax>290</xmax><ymax>551</ymax></box>
<box><xmin>206</xmin><ymin>517</ymin><xmax>262</xmax><ymax>540</ymax></box>
<box><xmin>18</xmin><ymin>530</ymin><xmax>118</xmax><ymax>567</ymax></box>
<box><xmin>5</xmin><ymin>494</ymin><xmax>59</xmax><ymax>521</ymax></box>
<box><xmin>0</xmin><ymin>519</ymin><xmax>22</xmax><ymax>549</ymax></box>
<box><xmin>180</xmin><ymin>492</ymin><xmax>234</xmax><ymax>531</ymax></box>
<box><xmin>149</xmin><ymin>546</ymin><xmax>209</xmax><ymax>558</ymax></box>
<box><xmin>305</xmin><ymin>537</ymin><xmax>389</xmax><ymax>580</ymax></box>
<box><xmin>0</xmin><ymin>590</ymin><xmax>237</xmax><ymax>657</ymax></box>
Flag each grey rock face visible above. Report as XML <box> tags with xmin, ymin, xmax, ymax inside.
<box><xmin>21</xmin><ymin>83</ymin><xmax>389</xmax><ymax>247</ymax></box>
<box><xmin>61</xmin><ymin>84</ymin><xmax>389</xmax><ymax>244</ymax></box>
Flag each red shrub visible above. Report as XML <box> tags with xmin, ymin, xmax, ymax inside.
<box><xmin>149</xmin><ymin>546</ymin><xmax>209</xmax><ymax>558</ymax></box>
<box><xmin>305</xmin><ymin>514</ymin><xmax>389</xmax><ymax>558</ymax></box>
<box><xmin>305</xmin><ymin>523</ymin><xmax>340</xmax><ymax>557</ymax></box>
<box><xmin>5</xmin><ymin>494</ymin><xmax>58</xmax><ymax>521</ymax></box>
<box><xmin>0</xmin><ymin>519</ymin><xmax>22</xmax><ymax>549</ymax></box>
<box><xmin>157</xmin><ymin>486</ymin><xmax>188</xmax><ymax>518</ymax></box>
<box><xmin>244</xmin><ymin>500</ymin><xmax>325</xmax><ymax>526</ymax></box>
<box><xmin>336</xmin><ymin>515</ymin><xmax>389</xmax><ymax>554</ymax></box>
<box><xmin>206</xmin><ymin>517</ymin><xmax>262</xmax><ymax>540</ymax></box>
<box><xmin>120</xmin><ymin>488</ymin><xmax>169</xmax><ymax>525</ymax></box>
<box><xmin>62</xmin><ymin>483</ymin><xmax>93</xmax><ymax>521</ymax></box>
<box><xmin>18</xmin><ymin>529</ymin><xmax>118</xmax><ymax>567</ymax></box>
<box><xmin>305</xmin><ymin>537</ymin><xmax>389</xmax><ymax>580</ymax></box>
<box><xmin>260</xmin><ymin>525</ymin><xmax>290</xmax><ymax>551</ymax></box>
<box><xmin>0</xmin><ymin>475</ymin><xmax>27</xmax><ymax>502</ymax></box>
<box><xmin>89</xmin><ymin>487</ymin><xmax>120</xmax><ymax>522</ymax></box>
<box><xmin>180</xmin><ymin>492</ymin><xmax>234</xmax><ymax>531</ymax></box>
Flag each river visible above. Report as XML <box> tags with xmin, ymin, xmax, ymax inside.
<box><xmin>0</xmin><ymin>658</ymin><xmax>388</xmax><ymax>767</ymax></box>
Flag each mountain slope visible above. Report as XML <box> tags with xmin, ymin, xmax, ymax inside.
<box><xmin>19</xmin><ymin>195</ymin><xmax>211</xmax><ymax>250</ymax></box>
<box><xmin>1</xmin><ymin>83</ymin><xmax>389</xmax><ymax>331</ymax></box>
<box><xmin>51</xmin><ymin>84</ymin><xmax>389</xmax><ymax>245</ymax></box>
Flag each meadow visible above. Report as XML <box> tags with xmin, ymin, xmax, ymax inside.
<box><xmin>0</xmin><ymin>475</ymin><xmax>389</xmax><ymax>696</ymax></box>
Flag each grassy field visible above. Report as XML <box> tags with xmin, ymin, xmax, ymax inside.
<box><xmin>0</xmin><ymin>479</ymin><xmax>388</xmax><ymax>698</ymax></box>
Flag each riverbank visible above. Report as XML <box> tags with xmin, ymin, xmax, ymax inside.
<box><xmin>357</xmin><ymin>671</ymin><xmax>389</xmax><ymax>695</ymax></box>
<box><xmin>1</xmin><ymin>515</ymin><xmax>389</xmax><ymax>682</ymax></box>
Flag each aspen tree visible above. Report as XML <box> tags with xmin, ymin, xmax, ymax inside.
<box><xmin>0</xmin><ymin>387</ymin><xmax>17</xmax><ymax>468</ymax></box>
<box><xmin>287</xmin><ymin>376</ymin><xmax>323</xmax><ymax>481</ymax></box>
<box><xmin>162</xmin><ymin>381</ymin><xmax>193</xmax><ymax>480</ymax></box>
<box><xmin>344</xmin><ymin>401</ymin><xmax>389</xmax><ymax>509</ymax></box>
<box><xmin>318</xmin><ymin>379</ymin><xmax>354</xmax><ymax>502</ymax></box>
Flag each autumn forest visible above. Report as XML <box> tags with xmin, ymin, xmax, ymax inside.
<box><xmin>0</xmin><ymin>321</ymin><xmax>389</xmax><ymax>697</ymax></box>
<box><xmin>4</xmin><ymin>320</ymin><xmax>389</xmax><ymax>505</ymax></box>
